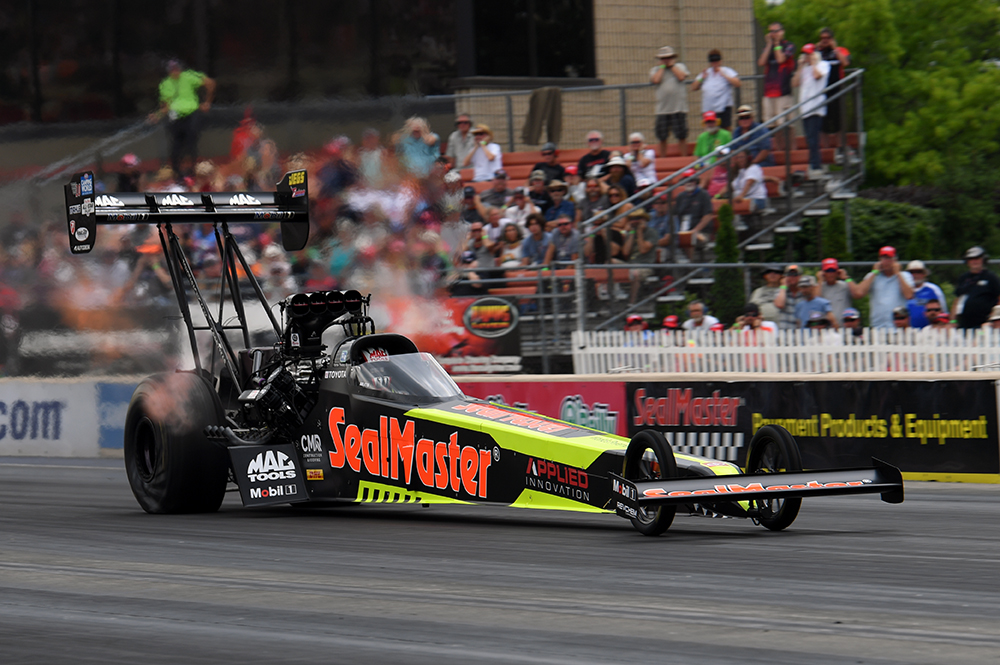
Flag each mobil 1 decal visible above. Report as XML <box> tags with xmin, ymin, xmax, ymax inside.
<box><xmin>628</xmin><ymin>382</ymin><xmax>747</xmax><ymax>463</ymax></box>
<box><xmin>627</xmin><ymin>380</ymin><xmax>999</xmax><ymax>474</ymax></box>
<box><xmin>229</xmin><ymin>443</ymin><xmax>309</xmax><ymax>507</ymax></box>
<box><xmin>325</xmin><ymin>405</ymin><xmax>526</xmax><ymax>504</ymax></box>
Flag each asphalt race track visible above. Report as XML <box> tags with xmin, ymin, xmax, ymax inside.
<box><xmin>1</xmin><ymin>458</ymin><xmax>999</xmax><ymax>664</ymax></box>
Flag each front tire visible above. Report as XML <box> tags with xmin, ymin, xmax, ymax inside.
<box><xmin>123</xmin><ymin>372</ymin><xmax>229</xmax><ymax>514</ymax></box>
<box><xmin>623</xmin><ymin>430</ymin><xmax>678</xmax><ymax>536</ymax></box>
<box><xmin>745</xmin><ymin>425</ymin><xmax>802</xmax><ymax>531</ymax></box>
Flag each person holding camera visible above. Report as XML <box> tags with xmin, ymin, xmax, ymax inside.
<box><xmin>691</xmin><ymin>49</ymin><xmax>740</xmax><ymax>130</ymax></box>
<box><xmin>649</xmin><ymin>46</ymin><xmax>690</xmax><ymax>157</ymax></box>
<box><xmin>793</xmin><ymin>44</ymin><xmax>830</xmax><ymax>179</ymax></box>
<box><xmin>758</xmin><ymin>23</ymin><xmax>796</xmax><ymax>151</ymax></box>
<box><xmin>462</xmin><ymin>124</ymin><xmax>503</xmax><ymax>182</ymax></box>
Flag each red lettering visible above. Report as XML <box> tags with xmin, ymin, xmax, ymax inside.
<box><xmin>578</xmin><ymin>471</ymin><xmax>589</xmax><ymax>489</ymax></box>
<box><xmin>328</xmin><ymin>407</ymin><xmax>346</xmax><ymax>469</ymax></box>
<box><xmin>557</xmin><ymin>464</ymin><xmax>567</xmax><ymax>484</ymax></box>
<box><xmin>823</xmin><ymin>482</ymin><xmax>847</xmax><ymax>487</ymax></box>
<box><xmin>567</xmin><ymin>468</ymin><xmax>577</xmax><ymax>486</ymax></box>
<box><xmin>677</xmin><ymin>388</ymin><xmax>693</xmax><ymax>425</ymax></box>
<box><xmin>668</xmin><ymin>490</ymin><xmax>692</xmax><ymax>497</ymax></box>
<box><xmin>380</xmin><ymin>416</ymin><xmax>389</xmax><ymax>478</ymax></box>
<box><xmin>525</xmin><ymin>457</ymin><xmax>535</xmax><ymax>474</ymax></box>
<box><xmin>643</xmin><ymin>488</ymin><xmax>668</xmax><ymax>497</ymax></box>
<box><xmin>806</xmin><ymin>481</ymin><xmax>824</xmax><ymax>488</ymax></box>
<box><xmin>653</xmin><ymin>397</ymin><xmax>665</xmax><ymax>426</ymax></box>
<box><xmin>633</xmin><ymin>388</ymin><xmax>647</xmax><ymax>426</ymax></box>
<box><xmin>362</xmin><ymin>428</ymin><xmax>380</xmax><ymax>476</ymax></box>
<box><xmin>416</xmin><ymin>438</ymin><xmax>435</xmax><ymax>487</ymax></box>
<box><xmin>765</xmin><ymin>485</ymin><xmax>790</xmax><ymax>491</ymax></box>
<box><xmin>725</xmin><ymin>482</ymin><xmax>765</xmax><ymax>493</ymax></box>
<box><xmin>847</xmin><ymin>481</ymin><xmax>864</xmax><ymax>486</ymax></box>
<box><xmin>460</xmin><ymin>446</ymin><xmax>479</xmax><ymax>496</ymax></box>
<box><xmin>692</xmin><ymin>489</ymin><xmax>718</xmax><ymax>495</ymax></box>
<box><xmin>391</xmin><ymin>418</ymin><xmax>415</xmax><ymax>484</ymax></box>
<box><xmin>644</xmin><ymin>398</ymin><xmax>655</xmax><ymax>427</ymax></box>
<box><xmin>343</xmin><ymin>424</ymin><xmax>362</xmax><ymax>472</ymax></box>
<box><xmin>478</xmin><ymin>448</ymin><xmax>492</xmax><ymax>498</ymax></box>
<box><xmin>434</xmin><ymin>442</ymin><xmax>449</xmax><ymax>489</ymax></box>
<box><xmin>448</xmin><ymin>433</ymin><xmax>461</xmax><ymax>492</ymax></box>
<box><xmin>789</xmin><ymin>484</ymin><xmax>807</xmax><ymax>489</ymax></box>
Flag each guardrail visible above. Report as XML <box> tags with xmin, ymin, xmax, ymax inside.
<box><xmin>571</xmin><ymin>327</ymin><xmax>1000</xmax><ymax>375</ymax></box>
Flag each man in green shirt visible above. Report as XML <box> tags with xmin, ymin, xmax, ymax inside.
<box><xmin>152</xmin><ymin>59</ymin><xmax>216</xmax><ymax>177</ymax></box>
<box><xmin>693</xmin><ymin>110</ymin><xmax>731</xmax><ymax>191</ymax></box>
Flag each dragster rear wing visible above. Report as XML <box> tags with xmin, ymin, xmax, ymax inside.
<box><xmin>610</xmin><ymin>458</ymin><xmax>904</xmax><ymax>520</ymax></box>
<box><xmin>64</xmin><ymin>169</ymin><xmax>310</xmax><ymax>254</ymax></box>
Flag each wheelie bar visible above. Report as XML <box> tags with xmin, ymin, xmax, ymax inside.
<box><xmin>610</xmin><ymin>458</ymin><xmax>904</xmax><ymax>520</ymax></box>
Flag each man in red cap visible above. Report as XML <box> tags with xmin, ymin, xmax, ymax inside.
<box><xmin>693</xmin><ymin>111</ymin><xmax>732</xmax><ymax>192</ymax></box>
<box><xmin>793</xmin><ymin>43</ymin><xmax>830</xmax><ymax>179</ymax></box>
<box><xmin>625</xmin><ymin>314</ymin><xmax>647</xmax><ymax>331</ymax></box>
<box><xmin>662</xmin><ymin>314</ymin><xmax>680</xmax><ymax>330</ymax></box>
<box><xmin>849</xmin><ymin>246</ymin><xmax>914</xmax><ymax>328</ymax></box>
<box><xmin>819</xmin><ymin>257</ymin><xmax>852</xmax><ymax>321</ymax></box>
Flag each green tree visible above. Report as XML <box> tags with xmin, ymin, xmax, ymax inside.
<box><xmin>821</xmin><ymin>204</ymin><xmax>852</xmax><ymax>262</ymax></box>
<box><xmin>905</xmin><ymin>220</ymin><xmax>934</xmax><ymax>262</ymax></box>
<box><xmin>711</xmin><ymin>204</ymin><xmax>744</xmax><ymax>325</ymax></box>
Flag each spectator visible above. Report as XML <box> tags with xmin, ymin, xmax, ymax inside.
<box><xmin>394</xmin><ymin>116</ymin><xmax>440</xmax><ymax>178</ymax></box>
<box><xmin>793</xmin><ymin>44</ymin><xmax>830</xmax><ymax>179</ymax></box>
<box><xmin>605</xmin><ymin>185</ymin><xmax>632</xmax><ymax>220</ymax></box>
<box><xmin>357</xmin><ymin>128</ymin><xmax>388</xmax><ymax>188</ymax></box>
<box><xmin>459</xmin><ymin>186</ymin><xmax>486</xmax><ymax>224</ymax></box>
<box><xmin>117</xmin><ymin>153</ymin><xmax>142</xmax><ymax>193</ymax></box>
<box><xmin>892</xmin><ymin>306</ymin><xmax>911</xmax><ymax>329</ymax></box>
<box><xmin>440</xmin><ymin>170</ymin><xmax>465</xmax><ymax>220</ymax></box>
<box><xmin>480</xmin><ymin>169</ymin><xmax>513</xmax><ymax>208</ymax></box>
<box><xmin>464</xmin><ymin>220</ymin><xmax>496</xmax><ymax>271</ymax></box>
<box><xmin>922</xmin><ymin>299</ymin><xmax>945</xmax><ymax>328</ymax></box>
<box><xmin>624</xmin><ymin>314</ymin><xmax>648</xmax><ymax>332</ymax></box>
<box><xmin>545</xmin><ymin>214</ymin><xmax>581</xmax><ymax>265</ymax></box>
<box><xmin>691</xmin><ymin>49</ymin><xmax>741</xmax><ymax>130</ymax></box>
<box><xmin>449</xmin><ymin>250</ymin><xmax>487</xmax><ymax>297</ymax></box>
<box><xmin>483</xmin><ymin>206</ymin><xmax>506</xmax><ymax>244</ymax></box>
<box><xmin>842</xmin><ymin>307</ymin><xmax>863</xmax><ymax>338</ymax></box>
<box><xmin>565</xmin><ymin>165</ymin><xmax>585</xmax><ymax>206</ymax></box>
<box><xmin>624</xmin><ymin>133</ymin><xmax>658</xmax><ymax>184</ymax></box>
<box><xmin>445</xmin><ymin>113</ymin><xmax>476</xmax><ymax>168</ymax></box>
<box><xmin>464</xmin><ymin>124</ymin><xmax>503</xmax><ymax>182</ymax></box>
<box><xmin>693</xmin><ymin>111</ymin><xmax>732</xmax><ymax>194</ymax></box>
<box><xmin>623</xmin><ymin>208</ymin><xmax>659</xmax><ymax>304</ymax></box>
<box><xmin>730</xmin><ymin>150</ymin><xmax>767</xmax><ymax>214</ymax></box>
<box><xmin>578</xmin><ymin>130</ymin><xmax>611</xmax><ymax>179</ymax></box>
<box><xmin>953</xmin><ymin>246</ymin><xmax>1000</xmax><ymax>328</ymax></box>
<box><xmin>773</xmin><ymin>264</ymin><xmax>805</xmax><ymax>330</ymax></box>
<box><xmin>527</xmin><ymin>171</ymin><xmax>554</xmax><ymax>214</ymax></box>
<box><xmin>905</xmin><ymin>260</ymin><xmax>947</xmax><ymax>328</ymax></box>
<box><xmin>750</xmin><ymin>265</ymin><xmax>785</xmax><ymax>325</ymax></box>
<box><xmin>668</xmin><ymin>168</ymin><xmax>715</xmax><ymax>260</ymax></box>
<box><xmin>520</xmin><ymin>213</ymin><xmax>553</xmax><ymax>266</ymax></box>
<box><xmin>850</xmin><ymin>246</ymin><xmax>915</xmax><ymax>328</ymax></box>
<box><xmin>544</xmin><ymin>180</ymin><xmax>576</xmax><ymax>224</ymax></box>
<box><xmin>682</xmin><ymin>300</ymin><xmax>720</xmax><ymax>331</ymax></box>
<box><xmin>579</xmin><ymin>177</ymin><xmax>610</xmax><ymax>225</ymax></box>
<box><xmin>606</xmin><ymin>214</ymin><xmax>630</xmax><ymax>264</ymax></box>
<box><xmin>817</xmin><ymin>28</ymin><xmax>851</xmax><ymax>153</ymax></box>
<box><xmin>503</xmin><ymin>188</ymin><xmax>538</xmax><ymax>230</ymax></box>
<box><xmin>497</xmin><ymin>223</ymin><xmax>524</xmax><ymax>269</ymax></box>
<box><xmin>662</xmin><ymin>314</ymin><xmax>680</xmax><ymax>331</ymax></box>
<box><xmin>649</xmin><ymin>45</ymin><xmax>690</xmax><ymax>157</ymax></box>
<box><xmin>151</xmin><ymin>58</ymin><xmax>216</xmax><ymax>177</ymax></box>
<box><xmin>931</xmin><ymin>311</ymin><xmax>952</xmax><ymax>329</ymax></box>
<box><xmin>604</xmin><ymin>156</ymin><xmax>637</xmax><ymax>197</ymax></box>
<box><xmin>731</xmin><ymin>105</ymin><xmax>773</xmax><ymax>166</ymax></box>
<box><xmin>984</xmin><ymin>306</ymin><xmax>1000</xmax><ymax>330</ymax></box>
<box><xmin>649</xmin><ymin>195</ymin><xmax>672</xmax><ymax>246</ymax></box>
<box><xmin>758</xmin><ymin>22</ymin><xmax>796</xmax><ymax>151</ymax></box>
<box><xmin>532</xmin><ymin>142</ymin><xmax>566</xmax><ymax>184</ymax></box>
<box><xmin>794</xmin><ymin>275</ymin><xmax>837</xmax><ymax>328</ymax></box>
<box><xmin>734</xmin><ymin>302</ymin><xmax>777</xmax><ymax>333</ymax></box>
<box><xmin>819</xmin><ymin>257</ymin><xmax>852</xmax><ymax>321</ymax></box>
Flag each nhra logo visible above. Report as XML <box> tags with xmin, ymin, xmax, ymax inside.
<box><xmin>229</xmin><ymin>193</ymin><xmax>261</xmax><ymax>206</ymax></box>
<box><xmin>95</xmin><ymin>195</ymin><xmax>125</xmax><ymax>207</ymax></box>
<box><xmin>328</xmin><ymin>407</ymin><xmax>492</xmax><ymax>498</ymax></box>
<box><xmin>247</xmin><ymin>450</ymin><xmax>297</xmax><ymax>482</ymax></box>
<box><xmin>161</xmin><ymin>194</ymin><xmax>193</xmax><ymax>206</ymax></box>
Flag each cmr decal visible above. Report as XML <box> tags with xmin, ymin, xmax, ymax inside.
<box><xmin>452</xmin><ymin>403</ymin><xmax>571</xmax><ymax>434</ymax></box>
<box><xmin>328</xmin><ymin>408</ymin><xmax>491</xmax><ymax>498</ymax></box>
<box><xmin>633</xmin><ymin>388</ymin><xmax>741</xmax><ymax>428</ymax></box>
<box><xmin>643</xmin><ymin>479</ymin><xmax>871</xmax><ymax>498</ymax></box>
<box><xmin>247</xmin><ymin>450</ymin><xmax>296</xmax><ymax>482</ymax></box>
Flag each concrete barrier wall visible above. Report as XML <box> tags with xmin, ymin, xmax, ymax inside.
<box><xmin>6</xmin><ymin>373</ymin><xmax>999</xmax><ymax>483</ymax></box>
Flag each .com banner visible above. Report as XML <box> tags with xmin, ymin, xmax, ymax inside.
<box><xmin>627</xmin><ymin>379</ymin><xmax>1000</xmax><ymax>480</ymax></box>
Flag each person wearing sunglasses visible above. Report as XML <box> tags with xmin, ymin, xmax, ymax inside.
<box><xmin>544</xmin><ymin>214</ymin><xmax>580</xmax><ymax>265</ymax></box>
<box><xmin>577</xmin><ymin>131</ymin><xmax>611</xmax><ymax>179</ymax></box>
<box><xmin>819</xmin><ymin>257</ymin><xmax>852</xmax><ymax>322</ymax></box>
<box><xmin>531</xmin><ymin>142</ymin><xmax>566</xmax><ymax>184</ymax></box>
<box><xmin>445</xmin><ymin>114</ymin><xmax>476</xmax><ymax>168</ymax></box>
<box><xmin>904</xmin><ymin>260</ymin><xmax>947</xmax><ymax>328</ymax></box>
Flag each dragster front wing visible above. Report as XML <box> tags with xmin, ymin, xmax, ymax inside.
<box><xmin>610</xmin><ymin>458</ymin><xmax>904</xmax><ymax>520</ymax></box>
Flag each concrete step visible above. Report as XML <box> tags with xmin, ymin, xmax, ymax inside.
<box><xmin>745</xmin><ymin>242</ymin><xmax>774</xmax><ymax>252</ymax></box>
<box><xmin>656</xmin><ymin>294</ymin><xmax>686</xmax><ymax>303</ymax></box>
<box><xmin>803</xmin><ymin>208</ymin><xmax>831</xmax><ymax>216</ymax></box>
<box><xmin>831</xmin><ymin>191</ymin><xmax>857</xmax><ymax>200</ymax></box>
<box><xmin>688</xmin><ymin>277</ymin><xmax>715</xmax><ymax>285</ymax></box>
<box><xmin>775</xmin><ymin>225</ymin><xmax>802</xmax><ymax>234</ymax></box>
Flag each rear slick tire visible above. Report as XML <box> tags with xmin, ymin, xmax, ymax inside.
<box><xmin>623</xmin><ymin>430</ymin><xmax>678</xmax><ymax>536</ymax></box>
<box><xmin>745</xmin><ymin>424</ymin><xmax>802</xmax><ymax>531</ymax></box>
<box><xmin>123</xmin><ymin>372</ymin><xmax>229</xmax><ymax>514</ymax></box>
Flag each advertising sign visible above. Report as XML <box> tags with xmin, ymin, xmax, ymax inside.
<box><xmin>458</xmin><ymin>381</ymin><xmax>627</xmax><ymax>437</ymax></box>
<box><xmin>627</xmin><ymin>380</ymin><xmax>1000</xmax><ymax>478</ymax></box>
<box><xmin>0</xmin><ymin>380</ymin><xmax>100</xmax><ymax>456</ymax></box>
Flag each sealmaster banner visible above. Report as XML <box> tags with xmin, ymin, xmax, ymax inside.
<box><xmin>626</xmin><ymin>380</ymin><xmax>999</xmax><ymax>477</ymax></box>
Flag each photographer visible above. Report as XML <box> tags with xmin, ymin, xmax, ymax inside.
<box><xmin>690</xmin><ymin>49</ymin><xmax>740</xmax><ymax>130</ymax></box>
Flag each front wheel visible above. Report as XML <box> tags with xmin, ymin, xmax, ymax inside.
<box><xmin>745</xmin><ymin>425</ymin><xmax>802</xmax><ymax>531</ymax></box>
<box><xmin>123</xmin><ymin>372</ymin><xmax>229</xmax><ymax>514</ymax></box>
<box><xmin>622</xmin><ymin>430</ymin><xmax>678</xmax><ymax>536</ymax></box>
